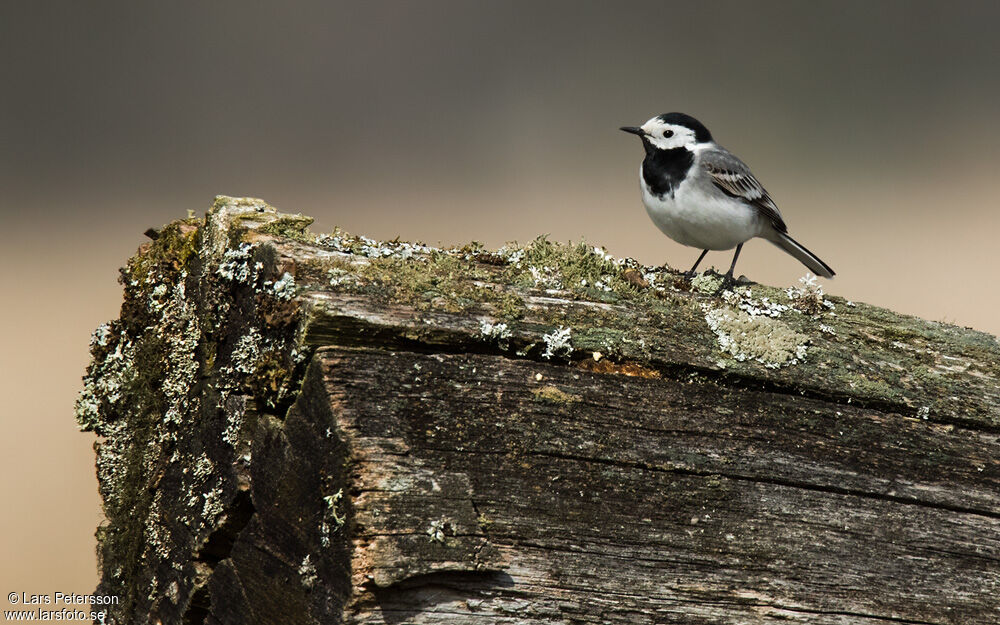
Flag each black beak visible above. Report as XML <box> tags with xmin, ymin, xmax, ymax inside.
<box><xmin>619</xmin><ymin>126</ymin><xmax>644</xmax><ymax>137</ymax></box>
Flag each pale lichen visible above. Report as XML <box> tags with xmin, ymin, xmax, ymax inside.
<box><xmin>298</xmin><ymin>554</ymin><xmax>318</xmax><ymax>590</ymax></box>
<box><xmin>268</xmin><ymin>271</ymin><xmax>297</xmax><ymax>300</ymax></box>
<box><xmin>76</xmin><ymin>327</ymin><xmax>138</xmax><ymax>429</ymax></box>
<box><xmin>722</xmin><ymin>286</ymin><xmax>790</xmax><ymax>318</ymax></box>
<box><xmin>192</xmin><ymin>454</ymin><xmax>214</xmax><ymax>480</ymax></box>
<box><xmin>528</xmin><ymin>265</ymin><xmax>562</xmax><ymax>289</ymax></box>
<box><xmin>541</xmin><ymin>326</ymin><xmax>573</xmax><ymax>360</ymax></box>
<box><xmin>145</xmin><ymin>499</ymin><xmax>173</xmax><ymax>561</ymax></box>
<box><xmin>316</xmin><ymin>229</ymin><xmax>439</xmax><ymax>260</ymax></box>
<box><xmin>159</xmin><ymin>274</ymin><xmax>201</xmax><ymax>426</ymax></box>
<box><xmin>221</xmin><ymin>396</ymin><xmax>246</xmax><ymax>447</ymax></box>
<box><xmin>230</xmin><ymin>328</ymin><xmax>263</xmax><ymax>375</ymax></box>
<box><xmin>327</xmin><ymin>267</ymin><xmax>358</xmax><ymax>288</ymax></box>
<box><xmin>427</xmin><ymin>518</ymin><xmax>451</xmax><ymax>543</ymax></box>
<box><xmin>217</xmin><ymin>243</ymin><xmax>263</xmax><ymax>284</ymax></box>
<box><xmin>479</xmin><ymin>319</ymin><xmax>512</xmax><ymax>347</ymax></box>
<box><xmin>786</xmin><ymin>273</ymin><xmax>834</xmax><ymax>316</ymax></box>
<box><xmin>496</xmin><ymin>245</ymin><xmax>526</xmax><ymax>266</ymax></box>
<box><xmin>91</xmin><ymin>323</ymin><xmax>113</xmax><ymax>348</ymax></box>
<box><xmin>704</xmin><ymin>306</ymin><xmax>809</xmax><ymax>368</ymax></box>
<box><xmin>320</xmin><ymin>489</ymin><xmax>346</xmax><ymax>547</ymax></box>
<box><xmin>690</xmin><ymin>273</ymin><xmax>724</xmax><ymax>294</ymax></box>
<box><xmin>201</xmin><ymin>485</ymin><xmax>225</xmax><ymax>520</ymax></box>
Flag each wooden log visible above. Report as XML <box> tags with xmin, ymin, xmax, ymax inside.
<box><xmin>76</xmin><ymin>197</ymin><xmax>1000</xmax><ymax>624</ymax></box>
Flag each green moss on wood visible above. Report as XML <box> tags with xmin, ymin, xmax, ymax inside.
<box><xmin>253</xmin><ymin>213</ymin><xmax>315</xmax><ymax>240</ymax></box>
<box><xmin>531</xmin><ymin>385</ymin><xmax>580</xmax><ymax>404</ymax></box>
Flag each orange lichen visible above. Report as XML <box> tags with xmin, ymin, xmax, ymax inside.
<box><xmin>576</xmin><ymin>359</ymin><xmax>661</xmax><ymax>379</ymax></box>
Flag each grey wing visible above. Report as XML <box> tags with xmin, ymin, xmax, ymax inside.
<box><xmin>700</xmin><ymin>147</ymin><xmax>787</xmax><ymax>233</ymax></box>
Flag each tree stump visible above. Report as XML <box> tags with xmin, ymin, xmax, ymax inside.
<box><xmin>77</xmin><ymin>197</ymin><xmax>1000</xmax><ymax>624</ymax></box>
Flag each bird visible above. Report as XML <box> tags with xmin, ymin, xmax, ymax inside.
<box><xmin>620</xmin><ymin>113</ymin><xmax>834</xmax><ymax>282</ymax></box>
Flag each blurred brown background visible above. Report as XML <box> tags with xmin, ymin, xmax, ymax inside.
<box><xmin>3</xmin><ymin>0</ymin><xmax>999</xmax><ymax>607</ymax></box>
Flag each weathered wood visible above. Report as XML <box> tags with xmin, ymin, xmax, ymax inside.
<box><xmin>76</xmin><ymin>197</ymin><xmax>1000</xmax><ymax>624</ymax></box>
<box><xmin>309</xmin><ymin>346</ymin><xmax>1000</xmax><ymax>623</ymax></box>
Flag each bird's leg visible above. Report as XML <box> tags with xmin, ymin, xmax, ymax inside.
<box><xmin>716</xmin><ymin>243</ymin><xmax>743</xmax><ymax>292</ymax></box>
<box><xmin>724</xmin><ymin>244</ymin><xmax>742</xmax><ymax>279</ymax></box>
<box><xmin>684</xmin><ymin>249</ymin><xmax>709</xmax><ymax>279</ymax></box>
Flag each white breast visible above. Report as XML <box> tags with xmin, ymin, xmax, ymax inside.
<box><xmin>640</xmin><ymin>165</ymin><xmax>762</xmax><ymax>251</ymax></box>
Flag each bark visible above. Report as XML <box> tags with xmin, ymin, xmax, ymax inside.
<box><xmin>77</xmin><ymin>197</ymin><xmax>1000</xmax><ymax>625</ymax></box>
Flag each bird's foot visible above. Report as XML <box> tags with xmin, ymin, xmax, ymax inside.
<box><xmin>713</xmin><ymin>271</ymin><xmax>738</xmax><ymax>295</ymax></box>
<box><xmin>713</xmin><ymin>272</ymin><xmax>754</xmax><ymax>295</ymax></box>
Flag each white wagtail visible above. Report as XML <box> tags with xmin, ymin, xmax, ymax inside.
<box><xmin>620</xmin><ymin>113</ymin><xmax>834</xmax><ymax>281</ymax></box>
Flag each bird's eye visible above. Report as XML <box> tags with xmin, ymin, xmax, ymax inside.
<box><xmin>662</xmin><ymin>130</ymin><xmax>674</xmax><ymax>138</ymax></box>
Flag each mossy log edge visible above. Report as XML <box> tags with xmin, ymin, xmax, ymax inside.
<box><xmin>76</xmin><ymin>197</ymin><xmax>1000</xmax><ymax>624</ymax></box>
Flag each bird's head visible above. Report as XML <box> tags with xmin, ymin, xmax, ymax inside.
<box><xmin>620</xmin><ymin>112</ymin><xmax>713</xmax><ymax>152</ymax></box>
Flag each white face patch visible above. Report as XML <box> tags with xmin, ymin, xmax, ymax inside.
<box><xmin>640</xmin><ymin>117</ymin><xmax>697</xmax><ymax>150</ymax></box>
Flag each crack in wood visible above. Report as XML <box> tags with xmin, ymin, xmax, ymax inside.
<box><xmin>419</xmin><ymin>445</ymin><xmax>1000</xmax><ymax>522</ymax></box>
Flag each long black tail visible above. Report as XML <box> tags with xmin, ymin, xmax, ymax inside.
<box><xmin>768</xmin><ymin>232</ymin><xmax>835</xmax><ymax>278</ymax></box>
